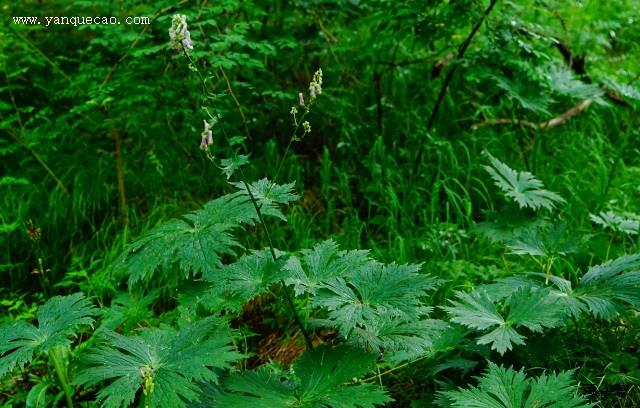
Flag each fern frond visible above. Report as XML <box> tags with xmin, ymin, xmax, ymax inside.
<box><xmin>483</xmin><ymin>152</ymin><xmax>565</xmax><ymax>211</ymax></box>
<box><xmin>113</xmin><ymin>193</ymin><xmax>262</xmax><ymax>285</ymax></box>
<box><xmin>217</xmin><ymin>345</ymin><xmax>392</xmax><ymax>407</ymax></box>
<box><xmin>438</xmin><ymin>362</ymin><xmax>592</xmax><ymax>408</ymax></box>
<box><xmin>0</xmin><ymin>293</ymin><xmax>96</xmax><ymax>378</ymax></box>
<box><xmin>74</xmin><ymin>317</ymin><xmax>241</xmax><ymax>408</ymax></box>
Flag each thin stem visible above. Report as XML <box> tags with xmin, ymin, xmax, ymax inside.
<box><xmin>271</xmin><ymin>108</ymin><xmax>310</xmax><ymax>185</ymax></box>
<box><xmin>362</xmin><ymin>353</ymin><xmax>430</xmax><ymax>383</ymax></box>
<box><xmin>8</xmin><ymin>130</ymin><xmax>70</xmax><ymax>196</ymax></box>
<box><xmin>183</xmin><ymin>51</ymin><xmax>314</xmax><ymax>350</ymax></box>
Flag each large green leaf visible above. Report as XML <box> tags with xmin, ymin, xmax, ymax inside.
<box><xmin>217</xmin><ymin>345</ymin><xmax>392</xmax><ymax>407</ymax></box>
<box><xmin>483</xmin><ymin>152</ymin><xmax>565</xmax><ymax>211</ymax></box>
<box><xmin>113</xmin><ymin>193</ymin><xmax>261</xmax><ymax>285</ymax></box>
<box><xmin>0</xmin><ymin>293</ymin><xmax>96</xmax><ymax>378</ymax></box>
<box><xmin>75</xmin><ymin>317</ymin><xmax>241</xmax><ymax>408</ymax></box>
<box><xmin>438</xmin><ymin>362</ymin><xmax>592</xmax><ymax>408</ymax></box>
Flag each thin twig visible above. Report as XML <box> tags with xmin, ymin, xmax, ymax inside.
<box><xmin>219</xmin><ymin>67</ymin><xmax>253</xmax><ymax>141</ymax></box>
<box><xmin>412</xmin><ymin>0</ymin><xmax>500</xmax><ymax>178</ymax></box>
<box><xmin>7</xmin><ymin>131</ymin><xmax>69</xmax><ymax>195</ymax></box>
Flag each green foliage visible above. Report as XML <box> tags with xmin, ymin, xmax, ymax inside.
<box><xmin>0</xmin><ymin>293</ymin><xmax>96</xmax><ymax>378</ymax></box>
<box><xmin>202</xmin><ymin>248</ymin><xmax>289</xmax><ymax>312</ymax></box>
<box><xmin>231</xmin><ymin>178</ymin><xmax>300</xmax><ymax>221</ymax></box>
<box><xmin>483</xmin><ymin>152</ymin><xmax>565</xmax><ymax>211</ymax></box>
<box><xmin>438</xmin><ymin>362</ymin><xmax>592</xmax><ymax>408</ymax></box>
<box><xmin>100</xmin><ymin>290</ymin><xmax>160</xmax><ymax>333</ymax></box>
<box><xmin>216</xmin><ymin>345</ymin><xmax>392</xmax><ymax>407</ymax></box>
<box><xmin>2</xmin><ymin>0</ymin><xmax>640</xmax><ymax>405</ymax></box>
<box><xmin>590</xmin><ymin>211</ymin><xmax>640</xmax><ymax>236</ymax></box>
<box><xmin>285</xmin><ymin>240</ymin><xmax>441</xmax><ymax>356</ymax></box>
<box><xmin>284</xmin><ymin>240</ymin><xmax>371</xmax><ymax>296</ymax></box>
<box><xmin>74</xmin><ymin>317</ymin><xmax>241</xmax><ymax>408</ymax></box>
<box><xmin>575</xmin><ymin>254</ymin><xmax>640</xmax><ymax>319</ymax></box>
<box><xmin>444</xmin><ymin>286</ymin><xmax>564</xmax><ymax>354</ymax></box>
<box><xmin>112</xmin><ymin>193</ymin><xmax>261</xmax><ymax>285</ymax></box>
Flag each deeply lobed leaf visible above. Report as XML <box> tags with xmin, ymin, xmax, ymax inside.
<box><xmin>217</xmin><ymin>345</ymin><xmax>392</xmax><ymax>407</ymax></box>
<box><xmin>0</xmin><ymin>293</ymin><xmax>96</xmax><ymax>378</ymax></box>
<box><xmin>75</xmin><ymin>317</ymin><xmax>242</xmax><ymax>408</ymax></box>
<box><xmin>483</xmin><ymin>152</ymin><xmax>565</xmax><ymax>211</ymax></box>
<box><xmin>438</xmin><ymin>362</ymin><xmax>592</xmax><ymax>408</ymax></box>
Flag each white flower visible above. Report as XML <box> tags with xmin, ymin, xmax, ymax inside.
<box><xmin>302</xmin><ymin>121</ymin><xmax>311</xmax><ymax>133</ymax></box>
<box><xmin>169</xmin><ymin>14</ymin><xmax>193</xmax><ymax>52</ymax></box>
<box><xmin>200</xmin><ymin>120</ymin><xmax>212</xmax><ymax>150</ymax></box>
<box><xmin>309</xmin><ymin>68</ymin><xmax>323</xmax><ymax>101</ymax></box>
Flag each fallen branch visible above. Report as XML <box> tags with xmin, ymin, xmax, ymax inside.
<box><xmin>472</xmin><ymin>99</ymin><xmax>593</xmax><ymax>130</ymax></box>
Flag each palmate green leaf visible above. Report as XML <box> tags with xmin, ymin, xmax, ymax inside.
<box><xmin>112</xmin><ymin>192</ymin><xmax>263</xmax><ymax>285</ymax></box>
<box><xmin>444</xmin><ymin>290</ymin><xmax>504</xmax><ymax>331</ymax></box>
<box><xmin>506</xmin><ymin>286</ymin><xmax>564</xmax><ymax>332</ymax></box>
<box><xmin>74</xmin><ymin>317</ymin><xmax>241</xmax><ymax>408</ymax></box>
<box><xmin>483</xmin><ymin>152</ymin><xmax>565</xmax><ymax>211</ymax></box>
<box><xmin>216</xmin><ymin>345</ymin><xmax>392</xmax><ymax>407</ymax></box>
<box><xmin>231</xmin><ymin>178</ymin><xmax>300</xmax><ymax>221</ymax></box>
<box><xmin>313</xmin><ymin>261</ymin><xmax>441</xmax><ymax>354</ymax></box>
<box><xmin>438</xmin><ymin>362</ymin><xmax>592</xmax><ymax>408</ymax></box>
<box><xmin>354</xmin><ymin>318</ymin><xmax>448</xmax><ymax>363</ymax></box>
<box><xmin>202</xmin><ymin>249</ymin><xmax>289</xmax><ymax>312</ymax></box>
<box><xmin>506</xmin><ymin>222</ymin><xmax>580</xmax><ymax>258</ymax></box>
<box><xmin>100</xmin><ymin>290</ymin><xmax>161</xmax><ymax>334</ymax></box>
<box><xmin>220</xmin><ymin>154</ymin><xmax>250</xmax><ymax>180</ymax></box>
<box><xmin>548</xmin><ymin>65</ymin><xmax>604</xmax><ymax>102</ymax></box>
<box><xmin>590</xmin><ymin>211</ymin><xmax>640</xmax><ymax>236</ymax></box>
<box><xmin>0</xmin><ymin>293</ymin><xmax>96</xmax><ymax>378</ymax></box>
<box><xmin>490</xmin><ymin>75</ymin><xmax>551</xmax><ymax>114</ymax></box>
<box><xmin>284</xmin><ymin>240</ymin><xmax>371</xmax><ymax>296</ymax></box>
<box><xmin>444</xmin><ymin>286</ymin><xmax>564</xmax><ymax>354</ymax></box>
<box><xmin>574</xmin><ymin>254</ymin><xmax>640</xmax><ymax>319</ymax></box>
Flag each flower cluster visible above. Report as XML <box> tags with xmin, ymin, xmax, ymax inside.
<box><xmin>309</xmin><ymin>68</ymin><xmax>323</xmax><ymax>101</ymax></box>
<box><xmin>200</xmin><ymin>120</ymin><xmax>213</xmax><ymax>150</ymax></box>
<box><xmin>169</xmin><ymin>14</ymin><xmax>193</xmax><ymax>52</ymax></box>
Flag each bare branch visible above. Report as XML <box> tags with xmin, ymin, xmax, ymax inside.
<box><xmin>472</xmin><ymin>99</ymin><xmax>594</xmax><ymax>130</ymax></box>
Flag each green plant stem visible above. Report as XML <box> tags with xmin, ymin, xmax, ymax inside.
<box><xmin>49</xmin><ymin>346</ymin><xmax>73</xmax><ymax>408</ymax></box>
<box><xmin>7</xmin><ymin>130</ymin><xmax>70</xmax><ymax>196</ymax></box>
<box><xmin>362</xmin><ymin>353</ymin><xmax>430</xmax><ymax>383</ymax></box>
<box><xmin>184</xmin><ymin>51</ymin><xmax>314</xmax><ymax>350</ymax></box>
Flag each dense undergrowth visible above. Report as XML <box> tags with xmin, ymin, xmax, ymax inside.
<box><xmin>1</xmin><ymin>0</ymin><xmax>640</xmax><ymax>406</ymax></box>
